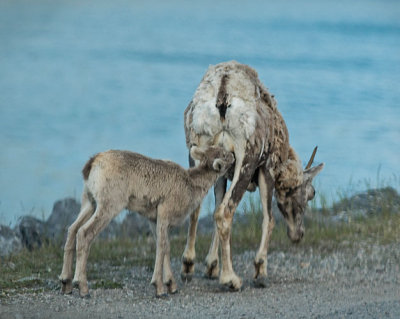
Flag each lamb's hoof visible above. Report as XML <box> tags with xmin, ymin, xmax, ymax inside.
<box><xmin>253</xmin><ymin>276</ymin><xmax>268</xmax><ymax>288</ymax></box>
<box><xmin>165</xmin><ymin>279</ymin><xmax>178</xmax><ymax>294</ymax></box>
<box><xmin>205</xmin><ymin>260</ymin><xmax>219</xmax><ymax>279</ymax></box>
<box><xmin>60</xmin><ymin>279</ymin><xmax>73</xmax><ymax>295</ymax></box>
<box><xmin>156</xmin><ymin>292</ymin><xmax>168</xmax><ymax>299</ymax></box>
<box><xmin>169</xmin><ymin>289</ymin><xmax>178</xmax><ymax>295</ymax></box>
<box><xmin>181</xmin><ymin>257</ymin><xmax>194</xmax><ymax>282</ymax></box>
<box><xmin>80</xmin><ymin>293</ymin><xmax>91</xmax><ymax>299</ymax></box>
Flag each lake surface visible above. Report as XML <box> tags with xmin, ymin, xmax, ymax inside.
<box><xmin>1</xmin><ymin>0</ymin><xmax>399</xmax><ymax>226</ymax></box>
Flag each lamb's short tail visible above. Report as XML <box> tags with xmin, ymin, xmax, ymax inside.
<box><xmin>82</xmin><ymin>154</ymin><xmax>98</xmax><ymax>180</ymax></box>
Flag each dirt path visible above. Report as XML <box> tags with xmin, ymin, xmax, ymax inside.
<box><xmin>1</xmin><ymin>244</ymin><xmax>400</xmax><ymax>318</ymax></box>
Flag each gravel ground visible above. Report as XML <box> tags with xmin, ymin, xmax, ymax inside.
<box><xmin>1</xmin><ymin>243</ymin><xmax>399</xmax><ymax>319</ymax></box>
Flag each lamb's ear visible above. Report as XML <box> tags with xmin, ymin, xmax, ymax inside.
<box><xmin>190</xmin><ymin>146</ymin><xmax>205</xmax><ymax>161</ymax></box>
<box><xmin>304</xmin><ymin>163</ymin><xmax>325</xmax><ymax>182</ymax></box>
<box><xmin>212</xmin><ymin>158</ymin><xmax>224</xmax><ymax>172</ymax></box>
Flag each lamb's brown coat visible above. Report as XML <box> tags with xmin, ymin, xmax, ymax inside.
<box><xmin>59</xmin><ymin>147</ymin><xmax>234</xmax><ymax>298</ymax></box>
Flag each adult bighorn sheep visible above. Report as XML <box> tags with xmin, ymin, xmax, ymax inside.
<box><xmin>181</xmin><ymin>61</ymin><xmax>324</xmax><ymax>290</ymax></box>
<box><xmin>59</xmin><ymin>147</ymin><xmax>234</xmax><ymax>298</ymax></box>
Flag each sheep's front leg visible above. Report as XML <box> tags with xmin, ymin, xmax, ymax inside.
<box><xmin>204</xmin><ymin>177</ymin><xmax>227</xmax><ymax>279</ymax></box>
<box><xmin>151</xmin><ymin>211</ymin><xmax>169</xmax><ymax>298</ymax></box>
<box><xmin>216</xmin><ymin>153</ymin><xmax>257</xmax><ymax>291</ymax></box>
<box><xmin>253</xmin><ymin>167</ymin><xmax>275</xmax><ymax>287</ymax></box>
<box><xmin>60</xmin><ymin>190</ymin><xmax>94</xmax><ymax>294</ymax></box>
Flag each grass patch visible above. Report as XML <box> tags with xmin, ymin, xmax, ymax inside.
<box><xmin>1</xmin><ymin>185</ymin><xmax>399</xmax><ymax>296</ymax></box>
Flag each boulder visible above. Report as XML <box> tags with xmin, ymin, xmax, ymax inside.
<box><xmin>45</xmin><ymin>198</ymin><xmax>81</xmax><ymax>242</ymax></box>
<box><xmin>45</xmin><ymin>198</ymin><xmax>120</xmax><ymax>242</ymax></box>
<box><xmin>120</xmin><ymin>212</ymin><xmax>152</xmax><ymax>238</ymax></box>
<box><xmin>332</xmin><ymin>187</ymin><xmax>400</xmax><ymax>214</ymax></box>
<box><xmin>0</xmin><ymin>224</ymin><xmax>22</xmax><ymax>256</ymax></box>
<box><xmin>18</xmin><ymin>216</ymin><xmax>47</xmax><ymax>251</ymax></box>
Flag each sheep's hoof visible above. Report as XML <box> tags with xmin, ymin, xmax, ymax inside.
<box><xmin>204</xmin><ymin>260</ymin><xmax>219</xmax><ymax>279</ymax></box>
<box><xmin>60</xmin><ymin>279</ymin><xmax>73</xmax><ymax>295</ymax></box>
<box><xmin>181</xmin><ymin>272</ymin><xmax>192</xmax><ymax>282</ymax></box>
<box><xmin>220</xmin><ymin>272</ymin><xmax>242</xmax><ymax>291</ymax></box>
<box><xmin>181</xmin><ymin>257</ymin><xmax>194</xmax><ymax>282</ymax></box>
<box><xmin>72</xmin><ymin>279</ymin><xmax>80</xmax><ymax>288</ymax></box>
<box><xmin>253</xmin><ymin>276</ymin><xmax>268</xmax><ymax>288</ymax></box>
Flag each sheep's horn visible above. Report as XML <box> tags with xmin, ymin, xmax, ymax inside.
<box><xmin>305</xmin><ymin>146</ymin><xmax>318</xmax><ymax>169</ymax></box>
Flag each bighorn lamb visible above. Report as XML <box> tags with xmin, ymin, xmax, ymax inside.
<box><xmin>59</xmin><ymin>147</ymin><xmax>234</xmax><ymax>298</ymax></box>
<box><xmin>181</xmin><ymin>61</ymin><xmax>324</xmax><ymax>290</ymax></box>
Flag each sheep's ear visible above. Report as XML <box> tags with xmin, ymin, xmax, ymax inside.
<box><xmin>190</xmin><ymin>146</ymin><xmax>205</xmax><ymax>161</ymax></box>
<box><xmin>304</xmin><ymin>163</ymin><xmax>324</xmax><ymax>182</ymax></box>
<box><xmin>212</xmin><ymin>159</ymin><xmax>224</xmax><ymax>172</ymax></box>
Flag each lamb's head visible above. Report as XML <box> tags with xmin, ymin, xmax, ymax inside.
<box><xmin>190</xmin><ymin>146</ymin><xmax>235</xmax><ymax>175</ymax></box>
<box><xmin>275</xmin><ymin>147</ymin><xmax>324</xmax><ymax>243</ymax></box>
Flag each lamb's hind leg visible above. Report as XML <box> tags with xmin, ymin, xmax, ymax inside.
<box><xmin>253</xmin><ymin>167</ymin><xmax>275</xmax><ymax>287</ymax></box>
<box><xmin>73</xmin><ymin>203</ymin><xmax>121</xmax><ymax>298</ymax></box>
<box><xmin>60</xmin><ymin>189</ymin><xmax>94</xmax><ymax>294</ymax></box>
<box><xmin>204</xmin><ymin>177</ymin><xmax>227</xmax><ymax>279</ymax></box>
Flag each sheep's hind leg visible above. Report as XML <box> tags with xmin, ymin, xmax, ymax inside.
<box><xmin>60</xmin><ymin>190</ymin><xmax>94</xmax><ymax>295</ymax></box>
<box><xmin>253</xmin><ymin>167</ymin><xmax>275</xmax><ymax>288</ymax></box>
<box><xmin>73</xmin><ymin>203</ymin><xmax>120</xmax><ymax>298</ymax></box>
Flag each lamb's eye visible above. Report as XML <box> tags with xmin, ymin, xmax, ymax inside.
<box><xmin>227</xmin><ymin>104</ymin><xmax>231</xmax><ymax>108</ymax></box>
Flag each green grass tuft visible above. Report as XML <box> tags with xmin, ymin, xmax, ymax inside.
<box><xmin>1</xmin><ymin>183</ymin><xmax>399</xmax><ymax>296</ymax></box>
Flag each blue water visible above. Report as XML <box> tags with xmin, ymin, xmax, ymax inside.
<box><xmin>1</xmin><ymin>0</ymin><xmax>399</xmax><ymax>226</ymax></box>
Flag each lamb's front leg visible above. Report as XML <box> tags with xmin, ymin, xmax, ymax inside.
<box><xmin>163</xmin><ymin>236</ymin><xmax>178</xmax><ymax>294</ymax></box>
<box><xmin>253</xmin><ymin>167</ymin><xmax>275</xmax><ymax>287</ymax></box>
<box><xmin>151</xmin><ymin>211</ymin><xmax>168</xmax><ymax>298</ymax></box>
<box><xmin>181</xmin><ymin>205</ymin><xmax>200</xmax><ymax>282</ymax></box>
<box><xmin>204</xmin><ymin>177</ymin><xmax>226</xmax><ymax>279</ymax></box>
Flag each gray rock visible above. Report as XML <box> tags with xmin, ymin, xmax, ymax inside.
<box><xmin>45</xmin><ymin>198</ymin><xmax>120</xmax><ymax>242</ymax></box>
<box><xmin>18</xmin><ymin>216</ymin><xmax>46</xmax><ymax>251</ymax></box>
<box><xmin>120</xmin><ymin>212</ymin><xmax>152</xmax><ymax>238</ymax></box>
<box><xmin>0</xmin><ymin>224</ymin><xmax>22</xmax><ymax>256</ymax></box>
<box><xmin>328</xmin><ymin>187</ymin><xmax>400</xmax><ymax>223</ymax></box>
<box><xmin>332</xmin><ymin>187</ymin><xmax>400</xmax><ymax>215</ymax></box>
<box><xmin>45</xmin><ymin>198</ymin><xmax>81</xmax><ymax>242</ymax></box>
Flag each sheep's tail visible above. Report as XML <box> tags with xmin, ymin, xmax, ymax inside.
<box><xmin>82</xmin><ymin>154</ymin><xmax>98</xmax><ymax>180</ymax></box>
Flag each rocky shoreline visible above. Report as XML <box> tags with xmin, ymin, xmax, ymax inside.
<box><xmin>1</xmin><ymin>187</ymin><xmax>399</xmax><ymax>257</ymax></box>
<box><xmin>0</xmin><ymin>187</ymin><xmax>399</xmax><ymax>318</ymax></box>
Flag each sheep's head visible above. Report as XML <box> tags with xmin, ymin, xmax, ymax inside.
<box><xmin>275</xmin><ymin>147</ymin><xmax>324</xmax><ymax>243</ymax></box>
<box><xmin>190</xmin><ymin>146</ymin><xmax>235</xmax><ymax>175</ymax></box>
